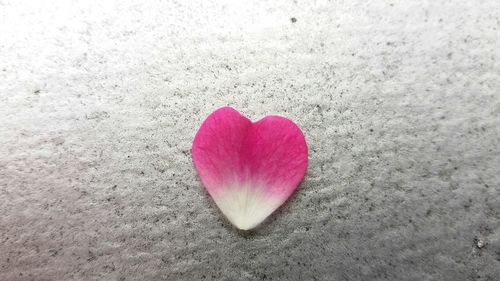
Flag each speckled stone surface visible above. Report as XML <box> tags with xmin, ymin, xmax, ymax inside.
<box><xmin>1</xmin><ymin>1</ymin><xmax>500</xmax><ymax>280</ymax></box>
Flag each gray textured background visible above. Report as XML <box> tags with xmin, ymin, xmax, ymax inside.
<box><xmin>1</xmin><ymin>0</ymin><xmax>500</xmax><ymax>280</ymax></box>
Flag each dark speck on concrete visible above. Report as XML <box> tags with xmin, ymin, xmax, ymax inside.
<box><xmin>87</xmin><ymin>251</ymin><xmax>96</xmax><ymax>262</ymax></box>
<box><xmin>290</xmin><ymin>17</ymin><xmax>297</xmax><ymax>23</ymax></box>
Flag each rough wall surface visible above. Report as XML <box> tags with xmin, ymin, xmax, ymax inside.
<box><xmin>1</xmin><ymin>1</ymin><xmax>499</xmax><ymax>280</ymax></box>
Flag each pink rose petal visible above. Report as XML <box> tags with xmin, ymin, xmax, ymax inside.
<box><xmin>192</xmin><ymin>107</ymin><xmax>308</xmax><ymax>230</ymax></box>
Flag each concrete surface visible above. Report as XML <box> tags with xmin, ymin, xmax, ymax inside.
<box><xmin>1</xmin><ymin>0</ymin><xmax>500</xmax><ymax>280</ymax></box>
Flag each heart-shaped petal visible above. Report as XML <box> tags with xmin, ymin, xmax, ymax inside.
<box><xmin>192</xmin><ymin>107</ymin><xmax>308</xmax><ymax>230</ymax></box>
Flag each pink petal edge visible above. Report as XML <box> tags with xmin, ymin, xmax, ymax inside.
<box><xmin>192</xmin><ymin>107</ymin><xmax>308</xmax><ymax>230</ymax></box>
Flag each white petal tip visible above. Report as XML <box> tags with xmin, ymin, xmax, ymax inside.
<box><xmin>213</xmin><ymin>184</ymin><xmax>281</xmax><ymax>230</ymax></box>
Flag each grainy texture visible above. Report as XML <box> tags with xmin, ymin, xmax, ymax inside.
<box><xmin>1</xmin><ymin>1</ymin><xmax>500</xmax><ymax>280</ymax></box>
